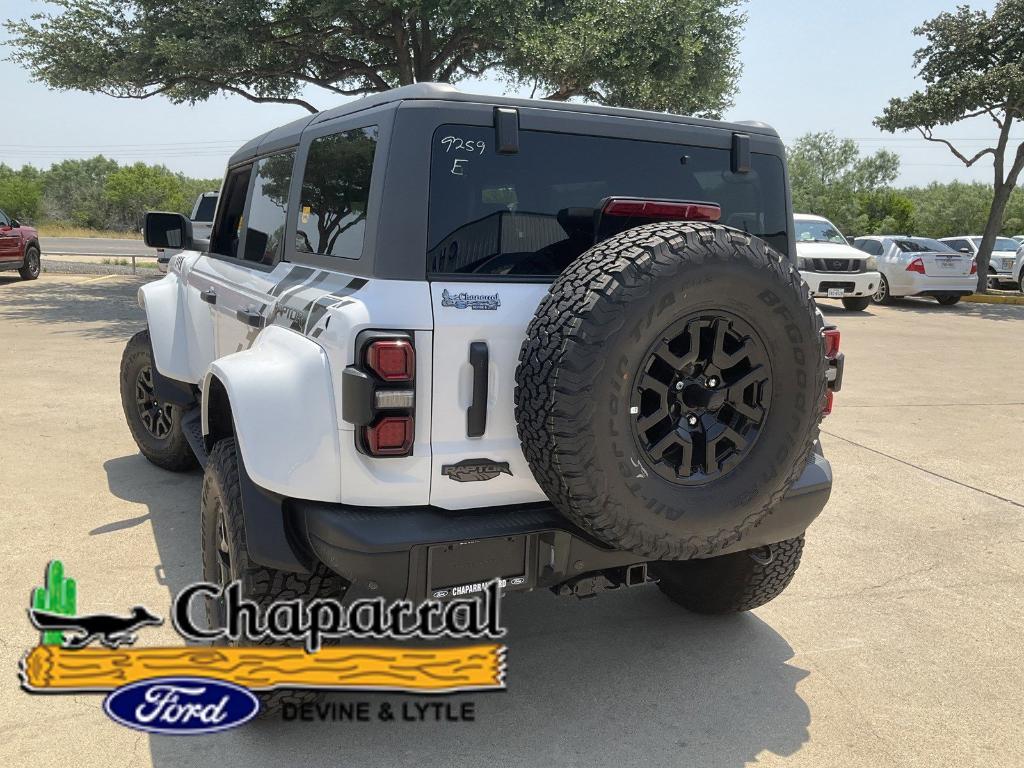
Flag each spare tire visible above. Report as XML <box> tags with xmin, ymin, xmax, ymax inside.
<box><xmin>515</xmin><ymin>222</ymin><xmax>826</xmax><ymax>560</ymax></box>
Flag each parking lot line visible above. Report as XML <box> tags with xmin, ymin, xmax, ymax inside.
<box><xmin>80</xmin><ymin>274</ymin><xmax>120</xmax><ymax>284</ymax></box>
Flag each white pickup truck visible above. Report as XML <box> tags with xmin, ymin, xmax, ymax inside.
<box><xmin>155</xmin><ymin>191</ymin><xmax>218</xmax><ymax>272</ymax></box>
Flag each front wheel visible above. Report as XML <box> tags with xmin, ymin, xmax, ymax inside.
<box><xmin>652</xmin><ymin>535</ymin><xmax>804</xmax><ymax>614</ymax></box>
<box><xmin>202</xmin><ymin>438</ymin><xmax>345</xmax><ymax>716</ymax></box>
<box><xmin>18</xmin><ymin>245</ymin><xmax>40</xmax><ymax>280</ymax></box>
<box><xmin>936</xmin><ymin>295</ymin><xmax>961</xmax><ymax>306</ymax></box>
<box><xmin>119</xmin><ymin>330</ymin><xmax>196</xmax><ymax>471</ymax></box>
<box><xmin>841</xmin><ymin>296</ymin><xmax>871</xmax><ymax>311</ymax></box>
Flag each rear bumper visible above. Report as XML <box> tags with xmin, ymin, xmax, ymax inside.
<box><xmin>901</xmin><ymin>272</ymin><xmax>976</xmax><ymax>296</ymax></box>
<box><xmin>801</xmin><ymin>270</ymin><xmax>879</xmax><ymax>298</ymax></box>
<box><xmin>297</xmin><ymin>446</ymin><xmax>833</xmax><ymax>602</ymax></box>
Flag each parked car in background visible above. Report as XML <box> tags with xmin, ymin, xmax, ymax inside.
<box><xmin>794</xmin><ymin>213</ymin><xmax>881</xmax><ymax>311</ymax></box>
<box><xmin>1012</xmin><ymin>235</ymin><xmax>1024</xmax><ymax>245</ymax></box>
<box><xmin>938</xmin><ymin>236</ymin><xmax>1019</xmax><ymax>289</ymax></box>
<box><xmin>0</xmin><ymin>208</ymin><xmax>41</xmax><ymax>281</ymax></box>
<box><xmin>853</xmin><ymin>236</ymin><xmax>976</xmax><ymax>306</ymax></box>
<box><xmin>1012</xmin><ymin>244</ymin><xmax>1024</xmax><ymax>292</ymax></box>
<box><xmin>156</xmin><ymin>191</ymin><xmax>219</xmax><ymax>272</ymax></box>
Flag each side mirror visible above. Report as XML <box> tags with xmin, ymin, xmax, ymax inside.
<box><xmin>959</xmin><ymin>247</ymin><xmax>971</xmax><ymax>254</ymax></box>
<box><xmin>9</xmin><ymin>219</ymin><xmax>20</xmax><ymax>228</ymax></box>
<box><xmin>846</xmin><ymin>236</ymin><xmax>856</xmax><ymax>245</ymax></box>
<box><xmin>144</xmin><ymin>211</ymin><xmax>193</xmax><ymax>250</ymax></box>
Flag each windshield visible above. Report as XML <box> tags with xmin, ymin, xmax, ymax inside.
<box><xmin>971</xmin><ymin>236</ymin><xmax>1019</xmax><ymax>251</ymax></box>
<box><xmin>899</xmin><ymin>238</ymin><xmax>955</xmax><ymax>253</ymax></box>
<box><xmin>794</xmin><ymin>218</ymin><xmax>846</xmax><ymax>244</ymax></box>
<box><xmin>427</xmin><ymin>126</ymin><xmax>789</xmax><ymax>276</ymax></box>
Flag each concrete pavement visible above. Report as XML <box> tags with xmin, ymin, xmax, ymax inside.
<box><xmin>0</xmin><ymin>275</ymin><xmax>1021</xmax><ymax>768</ymax></box>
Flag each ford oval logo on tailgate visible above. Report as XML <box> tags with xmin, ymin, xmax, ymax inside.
<box><xmin>103</xmin><ymin>677</ymin><xmax>259</xmax><ymax>734</ymax></box>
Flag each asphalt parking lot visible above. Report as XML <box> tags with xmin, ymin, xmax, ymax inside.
<box><xmin>1</xmin><ymin>273</ymin><xmax>1022</xmax><ymax>768</ymax></box>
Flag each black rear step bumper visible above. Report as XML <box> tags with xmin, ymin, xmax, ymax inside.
<box><xmin>295</xmin><ymin>445</ymin><xmax>832</xmax><ymax>603</ymax></box>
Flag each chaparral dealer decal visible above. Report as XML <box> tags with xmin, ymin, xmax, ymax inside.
<box><xmin>21</xmin><ymin>560</ymin><xmax>507</xmax><ymax>734</ymax></box>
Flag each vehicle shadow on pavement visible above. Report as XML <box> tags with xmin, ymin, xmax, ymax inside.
<box><xmin>0</xmin><ymin>274</ymin><xmax>151</xmax><ymax>340</ymax></box>
<box><xmin>99</xmin><ymin>418</ymin><xmax>810</xmax><ymax>768</ymax></box>
<box><xmin>101</xmin><ymin>454</ymin><xmax>204</xmax><ymax>603</ymax></box>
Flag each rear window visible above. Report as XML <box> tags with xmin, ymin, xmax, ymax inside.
<box><xmin>193</xmin><ymin>194</ymin><xmax>218</xmax><ymax>222</ymax></box>
<box><xmin>901</xmin><ymin>238</ymin><xmax>953</xmax><ymax>252</ymax></box>
<box><xmin>427</xmin><ymin>126</ymin><xmax>788</xmax><ymax>277</ymax></box>
<box><xmin>975</xmin><ymin>236</ymin><xmax>1020</xmax><ymax>251</ymax></box>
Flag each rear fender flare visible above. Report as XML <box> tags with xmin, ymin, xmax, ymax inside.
<box><xmin>202</xmin><ymin>326</ymin><xmax>342</xmax><ymax>502</ymax></box>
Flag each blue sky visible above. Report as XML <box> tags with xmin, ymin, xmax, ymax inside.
<box><xmin>1</xmin><ymin>0</ymin><xmax>1014</xmax><ymax>186</ymax></box>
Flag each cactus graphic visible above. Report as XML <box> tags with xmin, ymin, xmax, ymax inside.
<box><xmin>31</xmin><ymin>560</ymin><xmax>77</xmax><ymax>645</ymax></box>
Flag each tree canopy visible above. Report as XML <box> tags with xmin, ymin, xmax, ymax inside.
<box><xmin>787</xmin><ymin>131</ymin><xmax>901</xmax><ymax>235</ymax></box>
<box><xmin>875</xmin><ymin>0</ymin><xmax>1024</xmax><ymax>288</ymax></box>
<box><xmin>6</xmin><ymin>0</ymin><xmax>744</xmax><ymax>117</ymax></box>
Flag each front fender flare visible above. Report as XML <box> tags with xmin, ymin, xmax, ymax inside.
<box><xmin>203</xmin><ymin>326</ymin><xmax>342</xmax><ymax>503</ymax></box>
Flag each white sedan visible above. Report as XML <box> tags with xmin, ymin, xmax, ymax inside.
<box><xmin>853</xmin><ymin>236</ymin><xmax>976</xmax><ymax>306</ymax></box>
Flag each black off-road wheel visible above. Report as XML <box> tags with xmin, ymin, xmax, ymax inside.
<box><xmin>119</xmin><ymin>330</ymin><xmax>196</xmax><ymax>471</ymax></box>
<box><xmin>841</xmin><ymin>296</ymin><xmax>871</xmax><ymax>311</ymax></box>
<box><xmin>201</xmin><ymin>438</ymin><xmax>345</xmax><ymax>717</ymax></box>
<box><xmin>515</xmin><ymin>223</ymin><xmax>826</xmax><ymax>560</ymax></box>
<box><xmin>18</xmin><ymin>245</ymin><xmax>40</xmax><ymax>280</ymax></box>
<box><xmin>652</xmin><ymin>535</ymin><xmax>804</xmax><ymax>613</ymax></box>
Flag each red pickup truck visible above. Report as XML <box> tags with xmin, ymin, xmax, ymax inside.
<box><xmin>0</xmin><ymin>209</ymin><xmax>41</xmax><ymax>280</ymax></box>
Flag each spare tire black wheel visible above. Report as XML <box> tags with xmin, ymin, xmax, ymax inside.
<box><xmin>515</xmin><ymin>223</ymin><xmax>826</xmax><ymax>560</ymax></box>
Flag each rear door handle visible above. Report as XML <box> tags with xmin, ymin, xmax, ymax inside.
<box><xmin>200</xmin><ymin>288</ymin><xmax>217</xmax><ymax>305</ymax></box>
<box><xmin>235</xmin><ymin>308</ymin><xmax>264</xmax><ymax>328</ymax></box>
<box><xmin>467</xmin><ymin>342</ymin><xmax>488</xmax><ymax>438</ymax></box>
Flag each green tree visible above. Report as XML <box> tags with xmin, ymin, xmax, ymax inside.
<box><xmin>900</xmin><ymin>181</ymin><xmax>996</xmax><ymax>238</ymax></box>
<box><xmin>0</xmin><ymin>164</ymin><xmax>44</xmax><ymax>222</ymax></box>
<box><xmin>104</xmin><ymin>163</ymin><xmax>189</xmax><ymax>229</ymax></box>
<box><xmin>787</xmin><ymin>131</ymin><xmax>900</xmax><ymax>235</ymax></box>
<box><xmin>6</xmin><ymin>0</ymin><xmax>743</xmax><ymax>117</ymax></box>
<box><xmin>854</xmin><ymin>189</ymin><xmax>915</xmax><ymax>236</ymax></box>
<box><xmin>875</xmin><ymin>0</ymin><xmax>1024</xmax><ymax>291</ymax></box>
<box><xmin>42</xmin><ymin>156</ymin><xmax>119</xmax><ymax>228</ymax></box>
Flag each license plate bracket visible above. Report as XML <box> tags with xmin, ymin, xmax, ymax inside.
<box><xmin>827</xmin><ymin>288</ymin><xmax>845</xmax><ymax>297</ymax></box>
<box><xmin>427</xmin><ymin>536</ymin><xmax>528</xmax><ymax>598</ymax></box>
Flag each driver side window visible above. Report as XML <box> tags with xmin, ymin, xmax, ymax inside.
<box><xmin>210</xmin><ymin>165</ymin><xmax>253</xmax><ymax>258</ymax></box>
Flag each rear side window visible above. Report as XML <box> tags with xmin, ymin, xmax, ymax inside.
<box><xmin>192</xmin><ymin>195</ymin><xmax>218</xmax><ymax>222</ymax></box>
<box><xmin>242</xmin><ymin>151</ymin><xmax>295</xmax><ymax>265</ymax></box>
<box><xmin>427</xmin><ymin>126</ymin><xmax>789</xmax><ymax>277</ymax></box>
<box><xmin>856</xmin><ymin>239</ymin><xmax>883</xmax><ymax>256</ymax></box>
<box><xmin>295</xmin><ymin>126</ymin><xmax>378</xmax><ymax>259</ymax></box>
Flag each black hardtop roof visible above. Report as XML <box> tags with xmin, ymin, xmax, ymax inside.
<box><xmin>227</xmin><ymin>82</ymin><xmax>779</xmax><ymax>166</ymax></box>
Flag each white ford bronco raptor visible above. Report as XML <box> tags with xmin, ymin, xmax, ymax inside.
<box><xmin>123</xmin><ymin>84</ymin><xmax>843</xmax><ymax>638</ymax></box>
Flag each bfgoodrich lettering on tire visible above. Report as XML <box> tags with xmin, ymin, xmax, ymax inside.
<box><xmin>514</xmin><ymin>223</ymin><xmax>826</xmax><ymax>560</ymax></box>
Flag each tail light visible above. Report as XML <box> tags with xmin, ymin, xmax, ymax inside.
<box><xmin>601</xmin><ymin>198</ymin><xmax>722</xmax><ymax>222</ymax></box>
<box><xmin>970</xmin><ymin>259</ymin><xmax>978</xmax><ymax>275</ymax></box>
<box><xmin>906</xmin><ymin>257</ymin><xmax>926</xmax><ymax>274</ymax></box>
<box><xmin>823</xmin><ymin>328</ymin><xmax>840</xmax><ymax>359</ymax></box>
<box><xmin>342</xmin><ymin>332</ymin><xmax>416</xmax><ymax>457</ymax></box>
<box><xmin>365</xmin><ymin>416</ymin><xmax>414</xmax><ymax>456</ymax></box>
<box><xmin>822</xmin><ymin>326</ymin><xmax>842</xmax><ymax>417</ymax></box>
<box><xmin>367</xmin><ymin>339</ymin><xmax>415</xmax><ymax>382</ymax></box>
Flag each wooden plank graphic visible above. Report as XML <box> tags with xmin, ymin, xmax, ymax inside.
<box><xmin>21</xmin><ymin>644</ymin><xmax>506</xmax><ymax>693</ymax></box>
